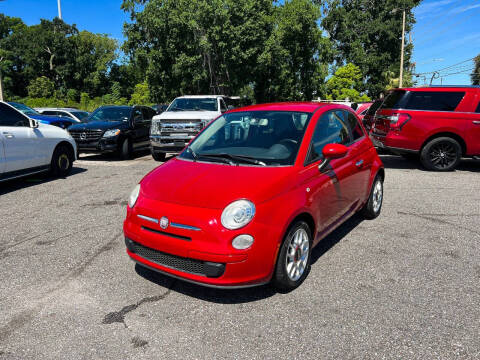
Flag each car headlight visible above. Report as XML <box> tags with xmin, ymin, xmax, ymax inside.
<box><xmin>221</xmin><ymin>200</ymin><xmax>255</xmax><ymax>230</ymax></box>
<box><xmin>103</xmin><ymin>129</ymin><xmax>121</xmax><ymax>137</ymax></box>
<box><xmin>128</xmin><ymin>184</ymin><xmax>141</xmax><ymax>208</ymax></box>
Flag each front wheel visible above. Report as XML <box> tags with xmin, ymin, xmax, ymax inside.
<box><xmin>420</xmin><ymin>137</ymin><xmax>461</xmax><ymax>171</ymax></box>
<box><xmin>50</xmin><ymin>144</ymin><xmax>73</xmax><ymax>177</ymax></box>
<box><xmin>272</xmin><ymin>221</ymin><xmax>312</xmax><ymax>292</ymax></box>
<box><xmin>119</xmin><ymin>138</ymin><xmax>132</xmax><ymax>160</ymax></box>
<box><xmin>151</xmin><ymin>150</ymin><xmax>166</xmax><ymax>162</ymax></box>
<box><xmin>360</xmin><ymin>175</ymin><xmax>383</xmax><ymax>220</ymax></box>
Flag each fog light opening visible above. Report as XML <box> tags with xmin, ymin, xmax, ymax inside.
<box><xmin>232</xmin><ymin>234</ymin><xmax>254</xmax><ymax>250</ymax></box>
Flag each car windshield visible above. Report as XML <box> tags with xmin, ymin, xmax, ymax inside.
<box><xmin>71</xmin><ymin>111</ymin><xmax>89</xmax><ymax>121</ymax></box>
<box><xmin>86</xmin><ymin>107</ymin><xmax>131</xmax><ymax>122</ymax></box>
<box><xmin>179</xmin><ymin>111</ymin><xmax>312</xmax><ymax>166</ymax></box>
<box><xmin>8</xmin><ymin>102</ymin><xmax>39</xmax><ymax>116</ymax></box>
<box><xmin>167</xmin><ymin>98</ymin><xmax>218</xmax><ymax>112</ymax></box>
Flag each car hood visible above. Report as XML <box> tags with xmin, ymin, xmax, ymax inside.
<box><xmin>156</xmin><ymin>110</ymin><xmax>220</xmax><ymax>121</ymax></box>
<box><xmin>68</xmin><ymin>121</ymin><xmax>129</xmax><ymax>131</ymax></box>
<box><xmin>29</xmin><ymin>114</ymin><xmax>69</xmax><ymax>122</ymax></box>
<box><xmin>140</xmin><ymin>158</ymin><xmax>296</xmax><ymax>209</ymax></box>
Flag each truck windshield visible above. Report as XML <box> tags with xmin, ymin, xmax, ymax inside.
<box><xmin>179</xmin><ymin>111</ymin><xmax>312</xmax><ymax>166</ymax></box>
<box><xmin>168</xmin><ymin>98</ymin><xmax>218</xmax><ymax>112</ymax></box>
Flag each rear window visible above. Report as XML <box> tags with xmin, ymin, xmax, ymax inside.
<box><xmin>403</xmin><ymin>91</ymin><xmax>465</xmax><ymax>111</ymax></box>
<box><xmin>366</xmin><ymin>99</ymin><xmax>383</xmax><ymax>115</ymax></box>
<box><xmin>380</xmin><ymin>91</ymin><xmax>406</xmax><ymax>110</ymax></box>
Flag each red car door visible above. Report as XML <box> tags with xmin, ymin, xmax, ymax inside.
<box><xmin>465</xmin><ymin>98</ymin><xmax>480</xmax><ymax>155</ymax></box>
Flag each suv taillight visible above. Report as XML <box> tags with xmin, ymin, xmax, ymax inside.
<box><xmin>388</xmin><ymin>113</ymin><xmax>411</xmax><ymax>131</ymax></box>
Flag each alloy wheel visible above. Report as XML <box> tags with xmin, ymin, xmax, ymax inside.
<box><xmin>285</xmin><ymin>228</ymin><xmax>310</xmax><ymax>281</ymax></box>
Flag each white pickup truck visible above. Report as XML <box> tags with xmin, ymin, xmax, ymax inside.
<box><xmin>0</xmin><ymin>101</ymin><xmax>77</xmax><ymax>182</ymax></box>
<box><xmin>149</xmin><ymin>95</ymin><xmax>230</xmax><ymax>161</ymax></box>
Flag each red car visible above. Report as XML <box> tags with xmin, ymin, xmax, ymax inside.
<box><xmin>354</xmin><ymin>102</ymin><xmax>373</xmax><ymax>122</ymax></box>
<box><xmin>371</xmin><ymin>86</ymin><xmax>480</xmax><ymax>171</ymax></box>
<box><xmin>124</xmin><ymin>102</ymin><xmax>384</xmax><ymax>291</ymax></box>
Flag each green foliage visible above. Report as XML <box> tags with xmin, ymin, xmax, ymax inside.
<box><xmin>472</xmin><ymin>55</ymin><xmax>480</xmax><ymax>85</ymax></box>
<box><xmin>27</xmin><ymin>76</ymin><xmax>55</xmax><ymax>98</ymax></box>
<box><xmin>322</xmin><ymin>0</ymin><xmax>422</xmax><ymax>97</ymax></box>
<box><xmin>325</xmin><ymin>63</ymin><xmax>370</xmax><ymax>101</ymax></box>
<box><xmin>122</xmin><ymin>0</ymin><xmax>332</xmax><ymax>103</ymax></box>
<box><xmin>129</xmin><ymin>81</ymin><xmax>151</xmax><ymax>105</ymax></box>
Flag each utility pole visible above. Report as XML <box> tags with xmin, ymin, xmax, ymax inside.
<box><xmin>0</xmin><ymin>57</ymin><xmax>4</xmax><ymax>102</ymax></box>
<box><xmin>399</xmin><ymin>9</ymin><xmax>406</xmax><ymax>88</ymax></box>
<box><xmin>57</xmin><ymin>0</ymin><xmax>62</xmax><ymax>19</ymax></box>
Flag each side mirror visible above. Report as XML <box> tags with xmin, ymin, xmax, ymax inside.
<box><xmin>318</xmin><ymin>143</ymin><xmax>348</xmax><ymax>172</ymax></box>
<box><xmin>29</xmin><ymin>118</ymin><xmax>39</xmax><ymax>128</ymax></box>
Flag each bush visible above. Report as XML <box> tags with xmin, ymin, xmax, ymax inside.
<box><xmin>27</xmin><ymin>77</ymin><xmax>55</xmax><ymax>98</ymax></box>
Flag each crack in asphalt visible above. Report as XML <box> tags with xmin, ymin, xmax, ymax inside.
<box><xmin>102</xmin><ymin>282</ymin><xmax>175</xmax><ymax>328</ymax></box>
<box><xmin>397</xmin><ymin>211</ymin><xmax>480</xmax><ymax>237</ymax></box>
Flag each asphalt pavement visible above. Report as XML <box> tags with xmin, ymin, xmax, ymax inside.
<box><xmin>0</xmin><ymin>153</ymin><xmax>479</xmax><ymax>359</ymax></box>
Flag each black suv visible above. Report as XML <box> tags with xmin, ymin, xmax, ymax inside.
<box><xmin>68</xmin><ymin>105</ymin><xmax>155</xmax><ymax>159</ymax></box>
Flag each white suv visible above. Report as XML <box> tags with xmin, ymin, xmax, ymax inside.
<box><xmin>0</xmin><ymin>102</ymin><xmax>77</xmax><ymax>182</ymax></box>
<box><xmin>150</xmin><ymin>95</ymin><xmax>229</xmax><ymax>161</ymax></box>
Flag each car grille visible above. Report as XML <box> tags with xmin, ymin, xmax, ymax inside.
<box><xmin>69</xmin><ymin>129</ymin><xmax>103</xmax><ymax>141</ymax></box>
<box><xmin>131</xmin><ymin>241</ymin><xmax>207</xmax><ymax>276</ymax></box>
<box><xmin>160</xmin><ymin>119</ymin><xmax>203</xmax><ymax>132</ymax></box>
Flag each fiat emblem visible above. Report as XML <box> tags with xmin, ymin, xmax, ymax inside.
<box><xmin>80</xmin><ymin>132</ymin><xmax>87</xmax><ymax>140</ymax></box>
<box><xmin>160</xmin><ymin>216</ymin><xmax>169</xmax><ymax>229</ymax></box>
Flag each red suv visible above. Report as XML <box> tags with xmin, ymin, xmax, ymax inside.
<box><xmin>124</xmin><ymin>103</ymin><xmax>384</xmax><ymax>291</ymax></box>
<box><xmin>371</xmin><ymin>86</ymin><xmax>480</xmax><ymax>171</ymax></box>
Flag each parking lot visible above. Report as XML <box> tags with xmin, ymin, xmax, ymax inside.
<box><xmin>0</xmin><ymin>153</ymin><xmax>479</xmax><ymax>359</ymax></box>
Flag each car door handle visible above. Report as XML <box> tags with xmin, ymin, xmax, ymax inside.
<box><xmin>473</xmin><ymin>121</ymin><xmax>480</xmax><ymax>125</ymax></box>
<box><xmin>2</xmin><ymin>132</ymin><xmax>14</xmax><ymax>139</ymax></box>
<box><xmin>355</xmin><ymin>160</ymin><xmax>364</xmax><ymax>168</ymax></box>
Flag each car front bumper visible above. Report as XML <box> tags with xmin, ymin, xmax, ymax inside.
<box><xmin>123</xmin><ymin>197</ymin><xmax>280</xmax><ymax>288</ymax></box>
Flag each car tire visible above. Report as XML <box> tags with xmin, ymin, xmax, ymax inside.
<box><xmin>272</xmin><ymin>221</ymin><xmax>312</xmax><ymax>292</ymax></box>
<box><xmin>50</xmin><ymin>144</ymin><xmax>73</xmax><ymax>177</ymax></box>
<box><xmin>119</xmin><ymin>138</ymin><xmax>132</xmax><ymax>160</ymax></box>
<box><xmin>420</xmin><ymin>137</ymin><xmax>461</xmax><ymax>171</ymax></box>
<box><xmin>360</xmin><ymin>175</ymin><xmax>383</xmax><ymax>220</ymax></box>
<box><xmin>151</xmin><ymin>150</ymin><xmax>166</xmax><ymax>162</ymax></box>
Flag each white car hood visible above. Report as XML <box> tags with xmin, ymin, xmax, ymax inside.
<box><xmin>155</xmin><ymin>110</ymin><xmax>220</xmax><ymax>121</ymax></box>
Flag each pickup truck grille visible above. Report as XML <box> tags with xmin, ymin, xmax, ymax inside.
<box><xmin>160</xmin><ymin>119</ymin><xmax>203</xmax><ymax>132</ymax></box>
<box><xmin>69</xmin><ymin>129</ymin><xmax>103</xmax><ymax>141</ymax></box>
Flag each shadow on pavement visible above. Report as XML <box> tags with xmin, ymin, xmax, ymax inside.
<box><xmin>310</xmin><ymin>213</ymin><xmax>364</xmax><ymax>265</ymax></box>
<box><xmin>78</xmin><ymin>149</ymin><xmax>151</xmax><ymax>162</ymax></box>
<box><xmin>379</xmin><ymin>154</ymin><xmax>480</xmax><ymax>172</ymax></box>
<box><xmin>0</xmin><ymin>167</ymin><xmax>87</xmax><ymax>196</ymax></box>
<box><xmin>135</xmin><ymin>263</ymin><xmax>277</xmax><ymax>304</ymax></box>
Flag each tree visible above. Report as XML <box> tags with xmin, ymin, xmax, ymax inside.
<box><xmin>325</xmin><ymin>63</ymin><xmax>370</xmax><ymax>101</ymax></box>
<box><xmin>322</xmin><ymin>0</ymin><xmax>422</xmax><ymax>97</ymax></box>
<box><xmin>472</xmin><ymin>55</ymin><xmax>480</xmax><ymax>85</ymax></box>
<box><xmin>27</xmin><ymin>76</ymin><xmax>55</xmax><ymax>98</ymax></box>
<box><xmin>129</xmin><ymin>81</ymin><xmax>151</xmax><ymax>105</ymax></box>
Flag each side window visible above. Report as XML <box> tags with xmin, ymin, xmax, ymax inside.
<box><xmin>404</xmin><ymin>91</ymin><xmax>465</xmax><ymax>111</ymax></box>
<box><xmin>42</xmin><ymin>110</ymin><xmax>57</xmax><ymax>116</ymax></box>
<box><xmin>306</xmin><ymin>111</ymin><xmax>352</xmax><ymax>164</ymax></box>
<box><xmin>345</xmin><ymin>111</ymin><xmax>365</xmax><ymax>141</ymax></box>
<box><xmin>220</xmin><ymin>99</ymin><xmax>227</xmax><ymax>113</ymax></box>
<box><xmin>475</xmin><ymin>102</ymin><xmax>480</xmax><ymax>113</ymax></box>
<box><xmin>59</xmin><ymin>111</ymin><xmax>73</xmax><ymax>119</ymax></box>
<box><xmin>141</xmin><ymin>107</ymin><xmax>153</xmax><ymax>120</ymax></box>
<box><xmin>0</xmin><ymin>103</ymin><xmax>30</xmax><ymax>127</ymax></box>
<box><xmin>132</xmin><ymin>108</ymin><xmax>143</xmax><ymax>122</ymax></box>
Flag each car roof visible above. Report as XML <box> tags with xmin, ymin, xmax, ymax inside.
<box><xmin>176</xmin><ymin>95</ymin><xmax>225</xmax><ymax>99</ymax></box>
<box><xmin>228</xmin><ymin>102</ymin><xmax>353</xmax><ymax>113</ymax></box>
<box><xmin>36</xmin><ymin>107</ymin><xmax>82</xmax><ymax>111</ymax></box>
<box><xmin>398</xmin><ymin>86</ymin><xmax>480</xmax><ymax>92</ymax></box>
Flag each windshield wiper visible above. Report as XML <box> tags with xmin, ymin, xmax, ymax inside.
<box><xmin>198</xmin><ymin>153</ymin><xmax>266</xmax><ymax>166</ymax></box>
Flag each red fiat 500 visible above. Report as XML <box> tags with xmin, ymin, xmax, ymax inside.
<box><xmin>124</xmin><ymin>103</ymin><xmax>384</xmax><ymax>291</ymax></box>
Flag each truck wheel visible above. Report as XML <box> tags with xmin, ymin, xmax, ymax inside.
<box><xmin>420</xmin><ymin>137</ymin><xmax>461</xmax><ymax>171</ymax></box>
<box><xmin>51</xmin><ymin>144</ymin><xmax>73</xmax><ymax>177</ymax></box>
<box><xmin>151</xmin><ymin>150</ymin><xmax>166</xmax><ymax>162</ymax></box>
<box><xmin>119</xmin><ymin>138</ymin><xmax>132</xmax><ymax>160</ymax></box>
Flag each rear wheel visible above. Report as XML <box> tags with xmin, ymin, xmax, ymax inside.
<box><xmin>420</xmin><ymin>137</ymin><xmax>461</xmax><ymax>171</ymax></box>
<box><xmin>360</xmin><ymin>175</ymin><xmax>383</xmax><ymax>220</ymax></box>
<box><xmin>272</xmin><ymin>221</ymin><xmax>312</xmax><ymax>292</ymax></box>
<box><xmin>50</xmin><ymin>144</ymin><xmax>73</xmax><ymax>177</ymax></box>
<box><xmin>151</xmin><ymin>150</ymin><xmax>166</xmax><ymax>162</ymax></box>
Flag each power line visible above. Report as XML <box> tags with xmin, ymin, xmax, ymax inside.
<box><xmin>416</xmin><ymin>57</ymin><xmax>477</xmax><ymax>76</ymax></box>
